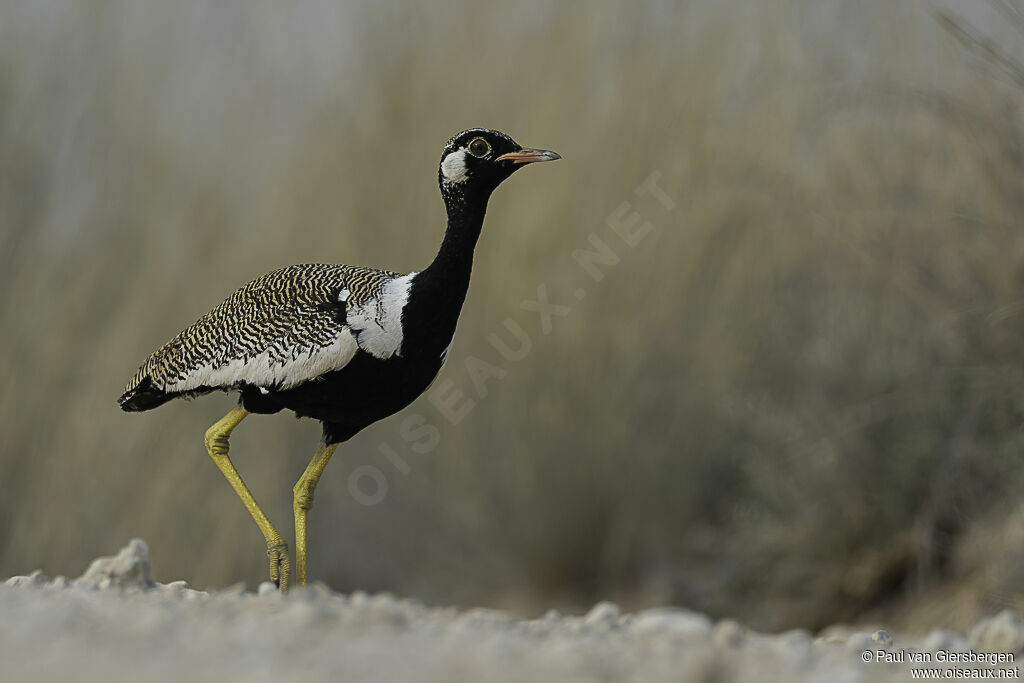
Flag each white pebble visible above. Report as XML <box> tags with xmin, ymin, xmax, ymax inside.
<box><xmin>583</xmin><ymin>601</ymin><xmax>621</xmax><ymax>628</ymax></box>
<box><xmin>872</xmin><ymin>629</ymin><xmax>893</xmax><ymax>649</ymax></box>
<box><xmin>5</xmin><ymin>570</ymin><xmax>49</xmax><ymax>588</ymax></box>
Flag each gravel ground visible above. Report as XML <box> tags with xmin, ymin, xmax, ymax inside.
<box><xmin>3</xmin><ymin>541</ymin><xmax>1022</xmax><ymax>683</ymax></box>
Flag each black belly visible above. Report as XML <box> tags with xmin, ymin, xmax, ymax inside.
<box><xmin>239</xmin><ymin>350</ymin><xmax>443</xmax><ymax>444</ymax></box>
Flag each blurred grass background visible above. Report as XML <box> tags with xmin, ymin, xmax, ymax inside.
<box><xmin>2</xmin><ymin>0</ymin><xmax>1024</xmax><ymax>633</ymax></box>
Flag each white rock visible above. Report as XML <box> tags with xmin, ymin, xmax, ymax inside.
<box><xmin>630</xmin><ymin>608</ymin><xmax>712</xmax><ymax>639</ymax></box>
<box><xmin>1</xmin><ymin>536</ymin><xmax>964</xmax><ymax>683</ymax></box>
<box><xmin>969</xmin><ymin>610</ymin><xmax>1024</xmax><ymax>653</ymax></box>
<box><xmin>713</xmin><ymin>619</ymin><xmax>746</xmax><ymax>648</ymax></box>
<box><xmin>159</xmin><ymin>580</ymin><xmax>189</xmax><ymax>597</ymax></box>
<box><xmin>73</xmin><ymin>539</ymin><xmax>153</xmax><ymax>591</ymax></box>
<box><xmin>583</xmin><ymin>601</ymin><xmax>621</xmax><ymax>629</ymax></box>
<box><xmin>369</xmin><ymin>592</ymin><xmax>401</xmax><ymax>609</ymax></box>
<box><xmin>845</xmin><ymin>632</ymin><xmax>875</xmax><ymax>655</ymax></box>
<box><xmin>817</xmin><ymin>623</ymin><xmax>854</xmax><ymax>646</ymax></box>
<box><xmin>919</xmin><ymin>628</ymin><xmax>969</xmax><ymax>653</ymax></box>
<box><xmin>5</xmin><ymin>569</ymin><xmax>49</xmax><ymax>588</ymax></box>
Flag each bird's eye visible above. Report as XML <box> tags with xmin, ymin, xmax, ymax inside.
<box><xmin>467</xmin><ymin>137</ymin><xmax>491</xmax><ymax>158</ymax></box>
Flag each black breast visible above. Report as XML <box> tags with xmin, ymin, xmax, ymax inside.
<box><xmin>241</xmin><ymin>348</ymin><xmax>444</xmax><ymax>444</ymax></box>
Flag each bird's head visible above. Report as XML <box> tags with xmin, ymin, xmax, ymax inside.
<box><xmin>438</xmin><ymin>128</ymin><xmax>560</xmax><ymax>197</ymax></box>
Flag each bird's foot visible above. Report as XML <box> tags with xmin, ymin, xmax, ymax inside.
<box><xmin>267</xmin><ymin>540</ymin><xmax>291</xmax><ymax>591</ymax></box>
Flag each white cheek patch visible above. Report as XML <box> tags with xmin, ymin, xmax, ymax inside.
<box><xmin>441</xmin><ymin>150</ymin><xmax>469</xmax><ymax>184</ymax></box>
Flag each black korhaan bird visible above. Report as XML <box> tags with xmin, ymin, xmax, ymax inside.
<box><xmin>119</xmin><ymin>129</ymin><xmax>559</xmax><ymax>589</ymax></box>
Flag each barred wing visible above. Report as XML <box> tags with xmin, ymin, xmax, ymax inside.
<box><xmin>118</xmin><ymin>263</ymin><xmax>403</xmax><ymax>410</ymax></box>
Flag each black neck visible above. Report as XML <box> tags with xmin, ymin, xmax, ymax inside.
<box><xmin>404</xmin><ymin>184</ymin><xmax>491</xmax><ymax>355</ymax></box>
<box><xmin>424</xmin><ymin>185</ymin><xmax>489</xmax><ymax>282</ymax></box>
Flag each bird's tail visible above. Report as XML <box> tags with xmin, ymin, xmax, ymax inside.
<box><xmin>118</xmin><ymin>376</ymin><xmax>174</xmax><ymax>412</ymax></box>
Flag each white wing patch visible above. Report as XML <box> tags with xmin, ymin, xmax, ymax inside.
<box><xmin>164</xmin><ymin>329</ymin><xmax>360</xmax><ymax>393</ymax></box>
<box><xmin>347</xmin><ymin>272</ymin><xmax>417</xmax><ymax>359</ymax></box>
<box><xmin>160</xmin><ymin>272</ymin><xmax>416</xmax><ymax>393</ymax></box>
<box><xmin>440</xmin><ymin>150</ymin><xmax>469</xmax><ymax>184</ymax></box>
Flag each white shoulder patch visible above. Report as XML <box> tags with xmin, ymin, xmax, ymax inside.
<box><xmin>347</xmin><ymin>272</ymin><xmax>417</xmax><ymax>359</ymax></box>
<box><xmin>440</xmin><ymin>150</ymin><xmax>469</xmax><ymax>184</ymax></box>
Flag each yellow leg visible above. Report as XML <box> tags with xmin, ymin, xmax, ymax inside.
<box><xmin>293</xmin><ymin>441</ymin><xmax>338</xmax><ymax>586</ymax></box>
<box><xmin>204</xmin><ymin>407</ymin><xmax>292</xmax><ymax>590</ymax></box>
